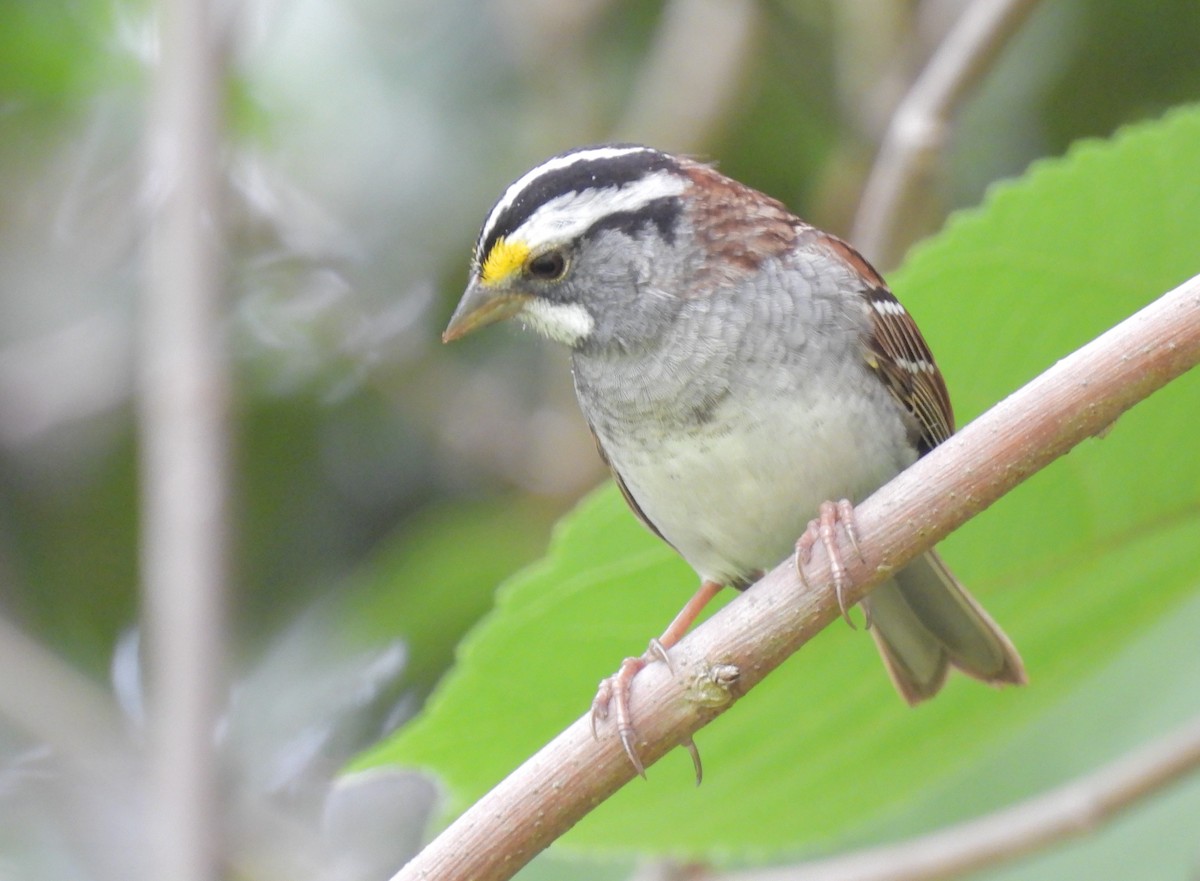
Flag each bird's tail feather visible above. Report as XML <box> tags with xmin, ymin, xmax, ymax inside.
<box><xmin>863</xmin><ymin>550</ymin><xmax>1026</xmax><ymax>705</ymax></box>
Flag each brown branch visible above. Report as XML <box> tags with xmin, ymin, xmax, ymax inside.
<box><xmin>719</xmin><ymin>713</ymin><xmax>1200</xmax><ymax>881</ymax></box>
<box><xmin>391</xmin><ymin>272</ymin><xmax>1200</xmax><ymax>881</ymax></box>
<box><xmin>850</xmin><ymin>0</ymin><xmax>1042</xmax><ymax>269</ymax></box>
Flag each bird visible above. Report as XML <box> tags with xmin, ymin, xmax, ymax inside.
<box><xmin>442</xmin><ymin>144</ymin><xmax>1026</xmax><ymax>777</ymax></box>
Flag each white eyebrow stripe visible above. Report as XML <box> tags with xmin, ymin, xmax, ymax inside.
<box><xmin>478</xmin><ymin>145</ymin><xmax>662</xmax><ymax>253</ymax></box>
<box><xmin>507</xmin><ymin>171</ymin><xmax>686</xmax><ymax>249</ymax></box>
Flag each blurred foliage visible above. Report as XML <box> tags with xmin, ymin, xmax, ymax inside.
<box><xmin>1</xmin><ymin>0</ymin><xmax>1199</xmax><ymax>879</ymax></box>
<box><xmin>341</xmin><ymin>496</ymin><xmax>559</xmax><ymax>696</ymax></box>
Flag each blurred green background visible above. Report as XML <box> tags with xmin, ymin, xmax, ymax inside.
<box><xmin>1</xmin><ymin>0</ymin><xmax>1199</xmax><ymax>878</ymax></box>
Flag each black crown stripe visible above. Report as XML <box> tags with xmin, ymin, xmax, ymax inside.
<box><xmin>584</xmin><ymin>196</ymin><xmax>682</xmax><ymax>246</ymax></box>
<box><xmin>477</xmin><ymin>146</ymin><xmax>680</xmax><ymax>262</ymax></box>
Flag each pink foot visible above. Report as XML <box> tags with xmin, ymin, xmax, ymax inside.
<box><xmin>795</xmin><ymin>499</ymin><xmax>863</xmax><ymax>626</ymax></box>
<box><xmin>590</xmin><ymin>581</ymin><xmax>722</xmax><ymax>781</ymax></box>
<box><xmin>591</xmin><ymin>653</ymin><xmax>652</xmax><ymax>778</ymax></box>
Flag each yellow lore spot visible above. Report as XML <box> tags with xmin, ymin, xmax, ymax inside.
<box><xmin>480</xmin><ymin>237</ymin><xmax>530</xmax><ymax>286</ymax></box>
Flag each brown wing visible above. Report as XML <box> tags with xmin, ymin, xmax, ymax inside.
<box><xmin>816</xmin><ymin>235</ymin><xmax>954</xmax><ymax>455</ymax></box>
<box><xmin>588</xmin><ymin>426</ymin><xmax>675</xmax><ymax>549</ymax></box>
<box><xmin>861</xmin><ymin>284</ymin><xmax>955</xmax><ymax>455</ymax></box>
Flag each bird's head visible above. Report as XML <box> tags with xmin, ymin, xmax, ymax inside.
<box><xmin>443</xmin><ymin>145</ymin><xmax>698</xmax><ymax>352</ymax></box>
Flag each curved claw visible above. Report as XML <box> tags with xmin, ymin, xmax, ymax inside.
<box><xmin>591</xmin><ymin>582</ymin><xmax>723</xmax><ymax>780</ymax></box>
<box><xmin>620</xmin><ymin>725</ymin><xmax>647</xmax><ymax>779</ymax></box>
<box><xmin>818</xmin><ymin>502</ymin><xmax>854</xmax><ymax>628</ymax></box>
<box><xmin>793</xmin><ymin>542</ymin><xmax>813</xmax><ymax>590</ymax></box>
<box><xmin>648</xmin><ymin>638</ymin><xmax>673</xmax><ymax>671</ymax></box>
<box><xmin>838</xmin><ymin>498</ymin><xmax>864</xmax><ymax>562</ymax></box>
<box><xmin>612</xmin><ymin>655</ymin><xmax>647</xmax><ymax>775</ymax></box>
<box><xmin>590</xmin><ymin>677</ymin><xmax>613</xmax><ymax>741</ymax></box>
<box><xmin>683</xmin><ymin>737</ymin><xmax>703</xmax><ymax>786</ymax></box>
<box><xmin>592</xmin><ymin>655</ymin><xmax>650</xmax><ymax>774</ymax></box>
<box><xmin>796</xmin><ymin>499</ymin><xmax>861</xmax><ymax>628</ymax></box>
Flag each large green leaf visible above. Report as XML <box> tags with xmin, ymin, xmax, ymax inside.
<box><xmin>358</xmin><ymin>106</ymin><xmax>1200</xmax><ymax>861</ymax></box>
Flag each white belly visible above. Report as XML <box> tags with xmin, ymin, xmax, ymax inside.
<box><xmin>597</xmin><ymin>388</ymin><xmax>915</xmax><ymax>585</ymax></box>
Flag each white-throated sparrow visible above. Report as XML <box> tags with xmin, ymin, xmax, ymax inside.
<box><xmin>444</xmin><ymin>144</ymin><xmax>1025</xmax><ymax>776</ymax></box>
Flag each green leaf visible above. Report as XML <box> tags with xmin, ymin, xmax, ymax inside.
<box><xmin>359</xmin><ymin>105</ymin><xmax>1200</xmax><ymax>861</ymax></box>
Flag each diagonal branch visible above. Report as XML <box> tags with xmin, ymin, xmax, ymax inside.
<box><xmin>391</xmin><ymin>271</ymin><xmax>1200</xmax><ymax>881</ymax></box>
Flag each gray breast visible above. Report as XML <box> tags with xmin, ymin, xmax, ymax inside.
<box><xmin>572</xmin><ymin>260</ymin><xmax>856</xmax><ymax>442</ymax></box>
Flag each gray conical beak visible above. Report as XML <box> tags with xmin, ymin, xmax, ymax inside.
<box><xmin>442</xmin><ymin>280</ymin><xmax>529</xmax><ymax>343</ymax></box>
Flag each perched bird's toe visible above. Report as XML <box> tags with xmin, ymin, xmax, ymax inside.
<box><xmin>591</xmin><ymin>654</ymin><xmax>651</xmax><ymax>776</ymax></box>
<box><xmin>795</xmin><ymin>499</ymin><xmax>860</xmax><ymax>627</ymax></box>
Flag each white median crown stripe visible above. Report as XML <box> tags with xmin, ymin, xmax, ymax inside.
<box><xmin>479</xmin><ymin>145</ymin><xmax>659</xmax><ymax>253</ymax></box>
<box><xmin>506</xmin><ymin>172</ymin><xmax>686</xmax><ymax>255</ymax></box>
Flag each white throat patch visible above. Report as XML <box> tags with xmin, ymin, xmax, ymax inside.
<box><xmin>520</xmin><ymin>299</ymin><xmax>595</xmax><ymax>346</ymax></box>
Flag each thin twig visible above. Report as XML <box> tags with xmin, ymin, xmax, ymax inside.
<box><xmin>140</xmin><ymin>0</ymin><xmax>230</xmax><ymax>879</ymax></box>
<box><xmin>391</xmin><ymin>274</ymin><xmax>1200</xmax><ymax>881</ymax></box>
<box><xmin>850</xmin><ymin>0</ymin><xmax>1042</xmax><ymax>268</ymax></box>
<box><xmin>720</xmin><ymin>713</ymin><xmax>1200</xmax><ymax>881</ymax></box>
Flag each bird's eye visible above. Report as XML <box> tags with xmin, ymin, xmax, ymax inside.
<box><xmin>527</xmin><ymin>250</ymin><xmax>567</xmax><ymax>280</ymax></box>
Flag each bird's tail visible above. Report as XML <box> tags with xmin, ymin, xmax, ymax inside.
<box><xmin>863</xmin><ymin>550</ymin><xmax>1026</xmax><ymax>704</ymax></box>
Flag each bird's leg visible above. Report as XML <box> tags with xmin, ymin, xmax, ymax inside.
<box><xmin>795</xmin><ymin>499</ymin><xmax>862</xmax><ymax>627</ymax></box>
<box><xmin>591</xmin><ymin>579</ymin><xmax>724</xmax><ymax>779</ymax></box>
